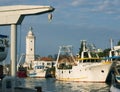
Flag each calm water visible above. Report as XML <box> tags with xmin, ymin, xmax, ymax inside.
<box><xmin>20</xmin><ymin>78</ymin><xmax>110</xmax><ymax>92</ymax></box>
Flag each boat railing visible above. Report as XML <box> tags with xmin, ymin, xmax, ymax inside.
<box><xmin>57</xmin><ymin>63</ymin><xmax>72</xmax><ymax>69</ymax></box>
<box><xmin>77</xmin><ymin>58</ymin><xmax>101</xmax><ymax>63</ymax></box>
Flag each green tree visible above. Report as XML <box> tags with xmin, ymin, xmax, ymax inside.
<box><xmin>97</xmin><ymin>52</ymin><xmax>104</xmax><ymax>57</ymax></box>
<box><xmin>117</xmin><ymin>40</ymin><xmax>120</xmax><ymax>45</ymax></box>
<box><xmin>103</xmin><ymin>48</ymin><xmax>111</xmax><ymax>57</ymax></box>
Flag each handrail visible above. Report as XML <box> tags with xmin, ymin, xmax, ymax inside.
<box><xmin>2</xmin><ymin>76</ymin><xmax>15</xmax><ymax>92</ymax></box>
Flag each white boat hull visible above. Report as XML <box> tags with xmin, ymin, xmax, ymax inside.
<box><xmin>56</xmin><ymin>62</ymin><xmax>112</xmax><ymax>82</ymax></box>
<box><xmin>28</xmin><ymin>70</ymin><xmax>46</xmax><ymax>78</ymax></box>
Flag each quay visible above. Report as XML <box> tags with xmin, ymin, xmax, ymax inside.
<box><xmin>0</xmin><ymin>79</ymin><xmax>42</xmax><ymax>92</ymax></box>
<box><xmin>0</xmin><ymin>76</ymin><xmax>42</xmax><ymax>92</ymax></box>
<box><xmin>0</xmin><ymin>77</ymin><xmax>42</xmax><ymax>92</ymax></box>
<box><xmin>0</xmin><ymin>87</ymin><xmax>36</xmax><ymax>92</ymax></box>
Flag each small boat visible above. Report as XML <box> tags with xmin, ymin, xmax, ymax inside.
<box><xmin>28</xmin><ymin>65</ymin><xmax>47</xmax><ymax>78</ymax></box>
<box><xmin>27</xmin><ymin>60</ymin><xmax>55</xmax><ymax>78</ymax></box>
<box><xmin>17</xmin><ymin>65</ymin><xmax>27</xmax><ymax>78</ymax></box>
<box><xmin>55</xmin><ymin>40</ymin><xmax>112</xmax><ymax>82</ymax></box>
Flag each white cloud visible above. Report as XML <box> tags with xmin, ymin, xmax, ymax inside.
<box><xmin>70</xmin><ymin>0</ymin><xmax>120</xmax><ymax>14</ymax></box>
<box><xmin>71</xmin><ymin>0</ymin><xmax>86</xmax><ymax>6</ymax></box>
<box><xmin>92</xmin><ymin>0</ymin><xmax>120</xmax><ymax>14</ymax></box>
<box><xmin>71</xmin><ymin>0</ymin><xmax>101</xmax><ymax>7</ymax></box>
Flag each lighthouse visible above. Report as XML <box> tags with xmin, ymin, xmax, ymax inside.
<box><xmin>25</xmin><ymin>27</ymin><xmax>36</xmax><ymax>67</ymax></box>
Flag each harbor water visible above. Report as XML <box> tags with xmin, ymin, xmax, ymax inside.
<box><xmin>19</xmin><ymin>78</ymin><xmax>110</xmax><ymax>92</ymax></box>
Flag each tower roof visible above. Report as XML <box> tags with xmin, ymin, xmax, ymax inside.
<box><xmin>27</xmin><ymin>27</ymin><xmax>34</xmax><ymax>37</ymax></box>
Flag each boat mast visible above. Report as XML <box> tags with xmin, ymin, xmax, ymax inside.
<box><xmin>109</xmin><ymin>38</ymin><xmax>114</xmax><ymax>58</ymax></box>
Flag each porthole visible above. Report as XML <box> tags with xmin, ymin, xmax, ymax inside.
<box><xmin>101</xmin><ymin>70</ymin><xmax>104</xmax><ymax>73</ymax></box>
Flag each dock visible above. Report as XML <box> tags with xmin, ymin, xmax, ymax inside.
<box><xmin>0</xmin><ymin>87</ymin><xmax>37</xmax><ymax>92</ymax></box>
<box><xmin>0</xmin><ymin>79</ymin><xmax>42</xmax><ymax>92</ymax></box>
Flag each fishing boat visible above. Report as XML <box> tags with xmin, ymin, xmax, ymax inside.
<box><xmin>115</xmin><ymin>65</ymin><xmax>120</xmax><ymax>83</ymax></box>
<box><xmin>55</xmin><ymin>40</ymin><xmax>112</xmax><ymax>82</ymax></box>
<box><xmin>108</xmin><ymin>44</ymin><xmax>120</xmax><ymax>83</ymax></box>
<box><xmin>112</xmin><ymin>62</ymin><xmax>120</xmax><ymax>83</ymax></box>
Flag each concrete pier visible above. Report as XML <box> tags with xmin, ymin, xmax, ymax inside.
<box><xmin>0</xmin><ymin>87</ymin><xmax>36</xmax><ymax>92</ymax></box>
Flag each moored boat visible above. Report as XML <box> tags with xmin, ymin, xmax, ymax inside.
<box><xmin>27</xmin><ymin>60</ymin><xmax>55</xmax><ymax>78</ymax></box>
<box><xmin>0</xmin><ymin>34</ymin><xmax>9</xmax><ymax>62</ymax></box>
<box><xmin>0</xmin><ymin>34</ymin><xmax>9</xmax><ymax>79</ymax></box>
<box><xmin>28</xmin><ymin>65</ymin><xmax>47</xmax><ymax>78</ymax></box>
<box><xmin>113</xmin><ymin>64</ymin><xmax>120</xmax><ymax>83</ymax></box>
<box><xmin>55</xmin><ymin>40</ymin><xmax>112</xmax><ymax>82</ymax></box>
<box><xmin>108</xmin><ymin>43</ymin><xmax>120</xmax><ymax>83</ymax></box>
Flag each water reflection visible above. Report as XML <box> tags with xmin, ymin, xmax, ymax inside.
<box><xmin>19</xmin><ymin>78</ymin><xmax>110</xmax><ymax>92</ymax></box>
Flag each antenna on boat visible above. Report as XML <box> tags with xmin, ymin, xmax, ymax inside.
<box><xmin>109</xmin><ymin>38</ymin><xmax>114</xmax><ymax>58</ymax></box>
<box><xmin>82</xmin><ymin>40</ymin><xmax>86</xmax><ymax>51</ymax></box>
<box><xmin>110</xmin><ymin>38</ymin><xmax>114</xmax><ymax>51</ymax></box>
<box><xmin>56</xmin><ymin>45</ymin><xmax>76</xmax><ymax>65</ymax></box>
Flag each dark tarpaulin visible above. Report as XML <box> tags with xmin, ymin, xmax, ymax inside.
<box><xmin>0</xmin><ymin>34</ymin><xmax>8</xmax><ymax>38</ymax></box>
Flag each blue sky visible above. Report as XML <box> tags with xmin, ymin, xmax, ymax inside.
<box><xmin>0</xmin><ymin>0</ymin><xmax>120</xmax><ymax>57</ymax></box>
